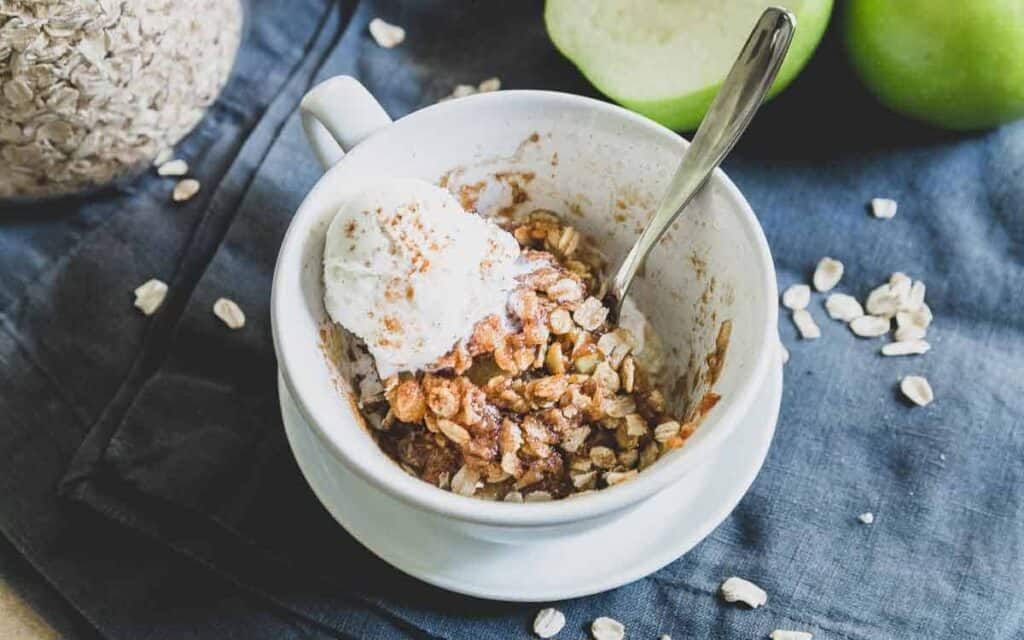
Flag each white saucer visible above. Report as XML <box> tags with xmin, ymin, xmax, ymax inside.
<box><xmin>279</xmin><ymin>364</ymin><xmax>782</xmax><ymax>602</ymax></box>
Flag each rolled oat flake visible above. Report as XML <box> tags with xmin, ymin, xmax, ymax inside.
<box><xmin>825</xmin><ymin>292</ymin><xmax>864</xmax><ymax>322</ymax></box>
<box><xmin>889</xmin><ymin>272</ymin><xmax>912</xmax><ymax>302</ymax></box>
<box><xmin>881</xmin><ymin>340</ymin><xmax>930</xmax><ymax>356</ymax></box>
<box><xmin>591</xmin><ymin>616</ymin><xmax>625</xmax><ymax>640</ymax></box>
<box><xmin>172</xmin><ymin>178</ymin><xmax>201</xmax><ymax>202</ymax></box>
<box><xmin>133</xmin><ymin>278</ymin><xmax>168</xmax><ymax>316</ymax></box>
<box><xmin>894</xmin><ymin>325</ymin><xmax>927</xmax><ymax>342</ymax></box>
<box><xmin>865</xmin><ymin>284</ymin><xmax>900</xmax><ymax>318</ymax></box>
<box><xmin>905</xmin><ymin>280</ymin><xmax>927</xmax><ymax>311</ymax></box>
<box><xmin>781</xmin><ymin>283</ymin><xmax>811</xmax><ymax>310</ymax></box>
<box><xmin>812</xmin><ymin>257</ymin><xmax>844</xmax><ymax>292</ymax></box>
<box><xmin>897</xmin><ymin>305</ymin><xmax>933</xmax><ymax>331</ymax></box>
<box><xmin>477</xmin><ymin>77</ymin><xmax>502</xmax><ymax>92</ymax></box>
<box><xmin>770</xmin><ymin>631</ymin><xmax>813</xmax><ymax>640</ymax></box>
<box><xmin>900</xmin><ymin>375</ymin><xmax>934</xmax><ymax>406</ymax></box>
<box><xmin>792</xmin><ymin>308</ymin><xmax>821</xmax><ymax>340</ymax></box>
<box><xmin>157</xmin><ymin>158</ymin><xmax>188</xmax><ymax>177</ymax></box>
<box><xmin>153</xmin><ymin>148</ymin><xmax>175</xmax><ymax>167</ymax></box>
<box><xmin>450</xmin><ymin>464</ymin><xmax>479</xmax><ymax>496</ymax></box>
<box><xmin>720</xmin><ymin>576</ymin><xmax>768</xmax><ymax>608</ymax></box>
<box><xmin>849</xmin><ymin>315</ymin><xmax>890</xmax><ymax>338</ymax></box>
<box><xmin>368</xmin><ymin>18</ymin><xmax>405</xmax><ymax>48</ymax></box>
<box><xmin>871</xmin><ymin>197</ymin><xmax>898</xmax><ymax>219</ymax></box>
<box><xmin>213</xmin><ymin>297</ymin><xmax>245</xmax><ymax>329</ymax></box>
<box><xmin>525</xmin><ymin>490</ymin><xmax>553</xmax><ymax>502</ymax></box>
<box><xmin>533</xmin><ymin>608</ymin><xmax>565</xmax><ymax>638</ymax></box>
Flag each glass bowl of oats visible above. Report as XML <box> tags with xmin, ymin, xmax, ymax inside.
<box><xmin>272</xmin><ymin>77</ymin><xmax>779</xmax><ymax>548</ymax></box>
<box><xmin>0</xmin><ymin>0</ymin><xmax>241</xmax><ymax>199</ymax></box>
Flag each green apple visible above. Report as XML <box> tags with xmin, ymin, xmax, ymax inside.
<box><xmin>545</xmin><ymin>0</ymin><xmax>834</xmax><ymax>131</ymax></box>
<box><xmin>845</xmin><ymin>0</ymin><xmax>1024</xmax><ymax>131</ymax></box>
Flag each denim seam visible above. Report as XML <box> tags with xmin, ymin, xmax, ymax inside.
<box><xmin>55</xmin><ymin>0</ymin><xmax>339</xmax><ymax>493</ymax></box>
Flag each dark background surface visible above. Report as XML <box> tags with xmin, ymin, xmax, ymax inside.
<box><xmin>1</xmin><ymin>1</ymin><xmax>1022</xmax><ymax>638</ymax></box>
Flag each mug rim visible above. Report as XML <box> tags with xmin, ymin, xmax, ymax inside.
<box><xmin>272</xmin><ymin>88</ymin><xmax>778</xmax><ymax>528</ymax></box>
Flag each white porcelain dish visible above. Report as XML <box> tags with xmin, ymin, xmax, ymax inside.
<box><xmin>279</xmin><ymin>365</ymin><xmax>781</xmax><ymax>601</ymax></box>
<box><xmin>271</xmin><ymin>76</ymin><xmax>778</xmax><ymax>554</ymax></box>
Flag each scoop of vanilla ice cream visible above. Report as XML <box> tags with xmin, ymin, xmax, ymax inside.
<box><xmin>323</xmin><ymin>178</ymin><xmax>521</xmax><ymax>377</ymax></box>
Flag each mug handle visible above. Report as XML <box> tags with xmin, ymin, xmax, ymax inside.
<box><xmin>299</xmin><ymin>76</ymin><xmax>393</xmax><ymax>170</ymax></box>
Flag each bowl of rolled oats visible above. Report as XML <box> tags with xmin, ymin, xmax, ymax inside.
<box><xmin>272</xmin><ymin>77</ymin><xmax>779</xmax><ymax>546</ymax></box>
<box><xmin>0</xmin><ymin>0</ymin><xmax>241</xmax><ymax>199</ymax></box>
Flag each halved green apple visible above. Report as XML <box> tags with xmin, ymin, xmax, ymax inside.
<box><xmin>545</xmin><ymin>0</ymin><xmax>833</xmax><ymax>131</ymax></box>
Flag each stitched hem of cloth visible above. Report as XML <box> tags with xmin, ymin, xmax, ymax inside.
<box><xmin>60</xmin><ymin>0</ymin><xmax>341</xmax><ymax>493</ymax></box>
<box><xmin>64</xmin><ymin>475</ymin><xmax>441</xmax><ymax>640</ymax></box>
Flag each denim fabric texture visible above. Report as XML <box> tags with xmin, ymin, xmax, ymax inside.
<box><xmin>0</xmin><ymin>1</ymin><xmax>1021</xmax><ymax>638</ymax></box>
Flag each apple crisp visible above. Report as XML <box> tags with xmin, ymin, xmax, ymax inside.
<box><xmin>351</xmin><ymin>209</ymin><xmax>720</xmax><ymax>500</ymax></box>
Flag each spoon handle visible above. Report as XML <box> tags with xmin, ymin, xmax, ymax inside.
<box><xmin>608</xmin><ymin>7</ymin><xmax>795</xmax><ymax>317</ymax></box>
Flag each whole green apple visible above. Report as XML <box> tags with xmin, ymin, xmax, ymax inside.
<box><xmin>845</xmin><ymin>0</ymin><xmax>1024</xmax><ymax>131</ymax></box>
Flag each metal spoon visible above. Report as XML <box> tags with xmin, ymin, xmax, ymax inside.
<box><xmin>606</xmin><ymin>7</ymin><xmax>795</xmax><ymax>320</ymax></box>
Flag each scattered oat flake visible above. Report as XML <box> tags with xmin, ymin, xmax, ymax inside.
<box><xmin>849</xmin><ymin>315</ymin><xmax>890</xmax><ymax>338</ymax></box>
<box><xmin>906</xmin><ymin>280</ymin><xmax>926</xmax><ymax>311</ymax></box>
<box><xmin>172</xmin><ymin>178</ymin><xmax>200</xmax><ymax>202</ymax></box>
<box><xmin>858</xmin><ymin>512</ymin><xmax>875</xmax><ymax>524</ymax></box>
<box><xmin>825</xmin><ymin>293</ymin><xmax>864</xmax><ymax>322</ymax></box>
<box><xmin>792</xmin><ymin>309</ymin><xmax>820</xmax><ymax>340</ymax></box>
<box><xmin>889</xmin><ymin>272</ymin><xmax>912</xmax><ymax>299</ymax></box>
<box><xmin>865</xmin><ymin>284</ymin><xmax>900</xmax><ymax>318</ymax></box>
<box><xmin>213</xmin><ymin>297</ymin><xmax>245</xmax><ymax>329</ymax></box>
<box><xmin>720</xmin><ymin>576</ymin><xmax>767</xmax><ymax>608</ymax></box>
<box><xmin>133</xmin><ymin>278</ymin><xmax>168</xmax><ymax>315</ymax></box>
<box><xmin>368</xmin><ymin>18</ymin><xmax>405</xmax><ymax>48</ymax></box>
<box><xmin>157</xmin><ymin>158</ymin><xmax>188</xmax><ymax>176</ymax></box>
<box><xmin>881</xmin><ymin>340</ymin><xmax>930</xmax><ymax>356</ymax></box>
<box><xmin>813</xmin><ymin>257</ymin><xmax>844</xmax><ymax>292</ymax></box>
<box><xmin>900</xmin><ymin>375</ymin><xmax>934</xmax><ymax>407</ymax></box>
<box><xmin>478</xmin><ymin>77</ymin><xmax>501</xmax><ymax>92</ymax></box>
<box><xmin>897</xmin><ymin>305</ymin><xmax>932</xmax><ymax>331</ymax></box>
<box><xmin>591</xmin><ymin>616</ymin><xmax>625</xmax><ymax>640</ymax></box>
<box><xmin>779</xmin><ymin>340</ymin><xmax>790</xmax><ymax>365</ymax></box>
<box><xmin>771</xmin><ymin>631</ymin><xmax>813</xmax><ymax>640</ymax></box>
<box><xmin>894</xmin><ymin>324</ymin><xmax>927</xmax><ymax>342</ymax></box>
<box><xmin>443</xmin><ymin>84</ymin><xmax>478</xmax><ymax>101</ymax></box>
<box><xmin>153</xmin><ymin>148</ymin><xmax>174</xmax><ymax>167</ymax></box>
<box><xmin>533</xmin><ymin>608</ymin><xmax>565</xmax><ymax>638</ymax></box>
<box><xmin>659</xmin><ymin>635</ymin><xmax>672</xmax><ymax>640</ymax></box>
<box><xmin>781</xmin><ymin>284</ymin><xmax>810</xmax><ymax>310</ymax></box>
<box><xmin>871</xmin><ymin>197</ymin><xmax>897</xmax><ymax>219</ymax></box>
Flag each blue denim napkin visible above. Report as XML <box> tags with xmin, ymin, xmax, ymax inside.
<box><xmin>1</xmin><ymin>1</ymin><xmax>1022</xmax><ymax>638</ymax></box>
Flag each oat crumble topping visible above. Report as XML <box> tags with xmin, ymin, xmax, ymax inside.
<box><xmin>347</xmin><ymin>209</ymin><xmax>721</xmax><ymax>500</ymax></box>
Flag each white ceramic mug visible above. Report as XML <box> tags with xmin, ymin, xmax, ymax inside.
<box><xmin>272</xmin><ymin>76</ymin><xmax>778</xmax><ymax>547</ymax></box>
